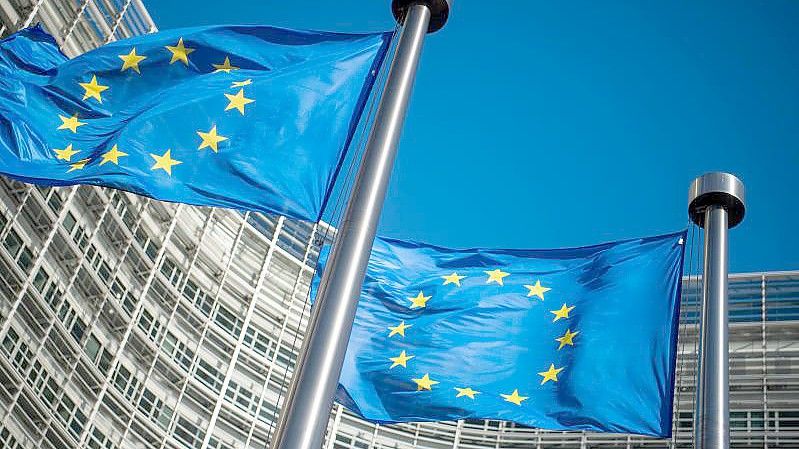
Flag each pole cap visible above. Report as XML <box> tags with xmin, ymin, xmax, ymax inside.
<box><xmin>392</xmin><ymin>0</ymin><xmax>452</xmax><ymax>33</ymax></box>
<box><xmin>688</xmin><ymin>172</ymin><xmax>746</xmax><ymax>229</ymax></box>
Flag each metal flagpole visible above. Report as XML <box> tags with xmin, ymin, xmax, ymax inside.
<box><xmin>269</xmin><ymin>2</ymin><xmax>452</xmax><ymax>449</ymax></box>
<box><xmin>688</xmin><ymin>172</ymin><xmax>746</xmax><ymax>449</ymax></box>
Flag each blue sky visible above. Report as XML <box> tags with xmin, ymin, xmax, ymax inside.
<box><xmin>149</xmin><ymin>1</ymin><xmax>799</xmax><ymax>273</ymax></box>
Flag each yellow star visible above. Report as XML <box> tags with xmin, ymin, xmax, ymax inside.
<box><xmin>500</xmin><ymin>389</ymin><xmax>528</xmax><ymax>406</ymax></box>
<box><xmin>212</xmin><ymin>56</ymin><xmax>239</xmax><ymax>73</ymax></box>
<box><xmin>99</xmin><ymin>144</ymin><xmax>128</xmax><ymax>166</ymax></box>
<box><xmin>538</xmin><ymin>363</ymin><xmax>565</xmax><ymax>385</ymax></box>
<box><xmin>67</xmin><ymin>158</ymin><xmax>90</xmax><ymax>173</ymax></box>
<box><xmin>556</xmin><ymin>328</ymin><xmax>579</xmax><ymax>350</ymax></box>
<box><xmin>388</xmin><ymin>321</ymin><xmax>412</xmax><ymax>338</ymax></box>
<box><xmin>389</xmin><ymin>350</ymin><xmax>414</xmax><ymax>369</ymax></box>
<box><xmin>411</xmin><ymin>373</ymin><xmax>439</xmax><ymax>391</ymax></box>
<box><xmin>54</xmin><ymin>144</ymin><xmax>79</xmax><ymax>161</ymax></box>
<box><xmin>454</xmin><ymin>387</ymin><xmax>480</xmax><ymax>399</ymax></box>
<box><xmin>550</xmin><ymin>303</ymin><xmax>575</xmax><ymax>322</ymax></box>
<box><xmin>231</xmin><ymin>79</ymin><xmax>252</xmax><ymax>88</ymax></box>
<box><xmin>224</xmin><ymin>88</ymin><xmax>255</xmax><ymax>115</ymax></box>
<box><xmin>408</xmin><ymin>291</ymin><xmax>431</xmax><ymax>309</ymax></box>
<box><xmin>57</xmin><ymin>114</ymin><xmax>86</xmax><ymax>133</ymax></box>
<box><xmin>441</xmin><ymin>272</ymin><xmax>466</xmax><ymax>287</ymax></box>
<box><xmin>197</xmin><ymin>125</ymin><xmax>228</xmax><ymax>153</ymax></box>
<box><xmin>150</xmin><ymin>149</ymin><xmax>182</xmax><ymax>175</ymax></box>
<box><xmin>485</xmin><ymin>269</ymin><xmax>510</xmax><ymax>286</ymax></box>
<box><xmin>79</xmin><ymin>75</ymin><xmax>109</xmax><ymax>103</ymax></box>
<box><xmin>165</xmin><ymin>38</ymin><xmax>194</xmax><ymax>65</ymax></box>
<box><xmin>119</xmin><ymin>48</ymin><xmax>147</xmax><ymax>74</ymax></box>
<box><xmin>524</xmin><ymin>280</ymin><xmax>551</xmax><ymax>300</ymax></box>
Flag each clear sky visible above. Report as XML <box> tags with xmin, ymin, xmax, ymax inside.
<box><xmin>148</xmin><ymin>1</ymin><xmax>799</xmax><ymax>273</ymax></box>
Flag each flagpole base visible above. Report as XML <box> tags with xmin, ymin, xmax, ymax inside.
<box><xmin>392</xmin><ymin>0</ymin><xmax>452</xmax><ymax>32</ymax></box>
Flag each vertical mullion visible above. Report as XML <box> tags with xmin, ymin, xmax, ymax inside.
<box><xmin>0</xmin><ymin>186</ymin><xmax>78</xmax><ymax>347</ymax></box>
<box><xmin>243</xmin><ymin>223</ymin><xmax>318</xmax><ymax>447</ymax></box>
<box><xmin>118</xmin><ymin>208</ymin><xmax>216</xmax><ymax>443</ymax></box>
<box><xmin>156</xmin><ymin>210</ymin><xmax>250</xmax><ymax>449</ymax></box>
<box><xmin>199</xmin><ymin>215</ymin><xmax>285</xmax><ymax>449</ymax></box>
<box><xmin>75</xmin><ymin>203</ymin><xmax>185</xmax><ymax>448</ymax></box>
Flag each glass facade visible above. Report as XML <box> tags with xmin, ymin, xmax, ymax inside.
<box><xmin>0</xmin><ymin>2</ymin><xmax>798</xmax><ymax>448</ymax></box>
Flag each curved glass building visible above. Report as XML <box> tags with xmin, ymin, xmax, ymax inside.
<box><xmin>0</xmin><ymin>2</ymin><xmax>797</xmax><ymax>448</ymax></box>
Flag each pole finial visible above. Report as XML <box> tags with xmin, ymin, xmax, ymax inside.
<box><xmin>392</xmin><ymin>0</ymin><xmax>452</xmax><ymax>33</ymax></box>
<box><xmin>688</xmin><ymin>172</ymin><xmax>746</xmax><ymax>229</ymax></box>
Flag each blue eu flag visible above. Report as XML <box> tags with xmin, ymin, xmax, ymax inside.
<box><xmin>0</xmin><ymin>25</ymin><xmax>391</xmax><ymax>221</ymax></box>
<box><xmin>318</xmin><ymin>231</ymin><xmax>686</xmax><ymax>437</ymax></box>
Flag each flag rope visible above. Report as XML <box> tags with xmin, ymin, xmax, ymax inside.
<box><xmin>263</xmin><ymin>20</ymin><xmax>403</xmax><ymax>448</ymax></box>
<box><xmin>691</xmin><ymin>222</ymin><xmax>703</xmax><ymax>446</ymax></box>
<box><xmin>673</xmin><ymin>221</ymin><xmax>699</xmax><ymax>445</ymax></box>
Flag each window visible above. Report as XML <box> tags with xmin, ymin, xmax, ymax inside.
<box><xmin>195</xmin><ymin>358</ymin><xmax>224</xmax><ymax>394</ymax></box>
<box><xmin>214</xmin><ymin>304</ymin><xmax>242</xmax><ymax>338</ymax></box>
<box><xmin>58</xmin><ymin>301</ymin><xmax>86</xmax><ymax>343</ymax></box>
<box><xmin>97</xmin><ymin>348</ymin><xmax>113</xmax><ymax>375</ymax></box>
<box><xmin>275</xmin><ymin>345</ymin><xmax>296</xmax><ymax>370</ymax></box>
<box><xmin>27</xmin><ymin>360</ymin><xmax>60</xmax><ymax>404</ymax></box>
<box><xmin>42</xmin><ymin>283</ymin><xmax>62</xmax><ymax>309</ymax></box>
<box><xmin>0</xmin><ymin>427</ymin><xmax>22</xmax><ymax>449</ymax></box>
<box><xmin>780</xmin><ymin>411</ymin><xmax>799</xmax><ymax>429</ymax></box>
<box><xmin>46</xmin><ymin>189</ymin><xmax>63</xmax><ymax>212</ymax></box>
<box><xmin>225</xmin><ymin>380</ymin><xmax>258</xmax><ymax>415</ymax></box>
<box><xmin>96</xmin><ymin>260</ymin><xmax>112</xmax><ymax>283</ymax></box>
<box><xmin>2</xmin><ymin>329</ymin><xmax>32</xmax><ymax>375</ymax></box>
<box><xmin>73</xmin><ymin>226</ymin><xmax>89</xmax><ymax>249</ymax></box>
<box><xmin>134</xmin><ymin>227</ymin><xmax>160</xmax><ymax>261</ymax></box>
<box><xmin>138</xmin><ymin>387</ymin><xmax>174</xmax><ymax>431</ymax></box>
<box><xmin>84</xmin><ymin>334</ymin><xmax>101</xmax><ymax>362</ymax></box>
<box><xmin>70</xmin><ymin>318</ymin><xmax>86</xmax><ymax>343</ymax></box>
<box><xmin>184</xmin><ymin>279</ymin><xmax>214</xmax><ymax>317</ymax></box>
<box><xmin>259</xmin><ymin>400</ymin><xmax>278</xmax><ymax>424</ymax></box>
<box><xmin>174</xmin><ymin>416</ymin><xmax>205</xmax><ymax>449</ymax></box>
<box><xmin>751</xmin><ymin>411</ymin><xmax>765</xmax><ymax>430</ymax></box>
<box><xmin>207</xmin><ymin>436</ymin><xmax>235</xmax><ymax>449</ymax></box>
<box><xmin>62</xmin><ymin>212</ymin><xmax>77</xmax><ymax>234</ymax></box>
<box><xmin>122</xmin><ymin>293</ymin><xmax>137</xmax><ymax>315</ymax></box>
<box><xmin>112</xmin><ymin>364</ymin><xmax>141</xmax><ymax>401</ymax></box>
<box><xmin>86</xmin><ymin>427</ymin><xmax>116</xmax><ymax>449</ymax></box>
<box><xmin>138</xmin><ymin>309</ymin><xmax>163</xmax><ymax>341</ymax></box>
<box><xmin>160</xmin><ymin>257</ymin><xmax>184</xmax><ymax>286</ymax></box>
<box><xmin>1</xmin><ymin>328</ymin><xmax>19</xmax><ymax>356</ymax></box>
<box><xmin>55</xmin><ymin>395</ymin><xmax>87</xmax><ymax>439</ymax></box>
<box><xmin>16</xmin><ymin>247</ymin><xmax>33</xmax><ymax>272</ymax></box>
<box><xmin>111</xmin><ymin>278</ymin><xmax>137</xmax><ymax>315</ymax></box>
<box><xmin>3</xmin><ymin>230</ymin><xmax>23</xmax><ymax>257</ymax></box>
<box><xmin>731</xmin><ymin>411</ymin><xmax>747</xmax><ymax>429</ymax></box>
<box><xmin>32</xmin><ymin>267</ymin><xmax>50</xmax><ymax>292</ymax></box>
<box><xmin>162</xmin><ymin>331</ymin><xmax>194</xmax><ymax>372</ymax></box>
<box><xmin>243</xmin><ymin>327</ymin><xmax>271</xmax><ymax>357</ymax></box>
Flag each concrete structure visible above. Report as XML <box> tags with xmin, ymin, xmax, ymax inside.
<box><xmin>0</xmin><ymin>2</ymin><xmax>797</xmax><ymax>448</ymax></box>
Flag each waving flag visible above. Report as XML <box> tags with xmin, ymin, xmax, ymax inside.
<box><xmin>0</xmin><ymin>25</ymin><xmax>391</xmax><ymax>220</ymax></box>
<box><xmin>317</xmin><ymin>231</ymin><xmax>686</xmax><ymax>437</ymax></box>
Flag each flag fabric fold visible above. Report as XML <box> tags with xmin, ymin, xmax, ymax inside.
<box><xmin>317</xmin><ymin>231</ymin><xmax>686</xmax><ymax>437</ymax></box>
<box><xmin>0</xmin><ymin>25</ymin><xmax>391</xmax><ymax>221</ymax></box>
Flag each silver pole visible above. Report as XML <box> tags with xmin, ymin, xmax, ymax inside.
<box><xmin>269</xmin><ymin>2</ymin><xmax>452</xmax><ymax>449</ymax></box>
<box><xmin>688</xmin><ymin>172</ymin><xmax>746</xmax><ymax>449</ymax></box>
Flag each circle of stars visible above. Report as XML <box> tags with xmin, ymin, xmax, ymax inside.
<box><xmin>382</xmin><ymin>267</ymin><xmax>578</xmax><ymax>409</ymax></box>
<box><xmin>54</xmin><ymin>38</ymin><xmax>253</xmax><ymax>179</ymax></box>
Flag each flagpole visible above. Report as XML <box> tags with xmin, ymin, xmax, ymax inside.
<box><xmin>688</xmin><ymin>172</ymin><xmax>746</xmax><ymax>449</ymax></box>
<box><xmin>269</xmin><ymin>2</ymin><xmax>452</xmax><ymax>449</ymax></box>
